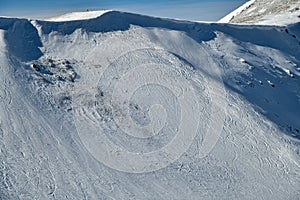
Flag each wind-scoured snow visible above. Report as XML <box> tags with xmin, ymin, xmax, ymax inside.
<box><xmin>0</xmin><ymin>8</ymin><xmax>300</xmax><ymax>200</ymax></box>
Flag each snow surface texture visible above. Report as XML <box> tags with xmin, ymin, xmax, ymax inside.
<box><xmin>0</xmin><ymin>10</ymin><xmax>300</xmax><ymax>199</ymax></box>
<box><xmin>220</xmin><ymin>0</ymin><xmax>300</xmax><ymax>25</ymax></box>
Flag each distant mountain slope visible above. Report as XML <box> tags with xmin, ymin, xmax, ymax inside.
<box><xmin>220</xmin><ymin>0</ymin><xmax>300</xmax><ymax>25</ymax></box>
<box><xmin>0</xmin><ymin>10</ymin><xmax>300</xmax><ymax>199</ymax></box>
<box><xmin>46</xmin><ymin>10</ymin><xmax>111</xmax><ymax>22</ymax></box>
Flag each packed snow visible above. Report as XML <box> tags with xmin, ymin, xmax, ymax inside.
<box><xmin>0</xmin><ymin>4</ymin><xmax>300</xmax><ymax>200</ymax></box>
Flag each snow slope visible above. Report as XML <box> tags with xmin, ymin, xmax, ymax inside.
<box><xmin>0</xmin><ymin>10</ymin><xmax>300</xmax><ymax>199</ymax></box>
<box><xmin>219</xmin><ymin>0</ymin><xmax>300</xmax><ymax>25</ymax></box>
<box><xmin>46</xmin><ymin>10</ymin><xmax>111</xmax><ymax>22</ymax></box>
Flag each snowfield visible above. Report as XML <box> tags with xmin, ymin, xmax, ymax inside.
<box><xmin>0</xmin><ymin>5</ymin><xmax>300</xmax><ymax>200</ymax></box>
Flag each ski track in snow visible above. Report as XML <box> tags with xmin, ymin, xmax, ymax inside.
<box><xmin>0</xmin><ymin>10</ymin><xmax>300</xmax><ymax>199</ymax></box>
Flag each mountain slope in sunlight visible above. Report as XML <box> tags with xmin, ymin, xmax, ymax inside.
<box><xmin>0</xmin><ymin>10</ymin><xmax>300</xmax><ymax>200</ymax></box>
<box><xmin>45</xmin><ymin>10</ymin><xmax>111</xmax><ymax>22</ymax></box>
<box><xmin>220</xmin><ymin>0</ymin><xmax>300</xmax><ymax>25</ymax></box>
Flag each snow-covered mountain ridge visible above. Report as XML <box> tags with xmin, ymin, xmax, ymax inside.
<box><xmin>0</xmin><ymin>9</ymin><xmax>300</xmax><ymax>200</ymax></box>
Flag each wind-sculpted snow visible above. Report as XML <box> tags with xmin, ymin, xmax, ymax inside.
<box><xmin>0</xmin><ymin>11</ymin><xmax>300</xmax><ymax>199</ymax></box>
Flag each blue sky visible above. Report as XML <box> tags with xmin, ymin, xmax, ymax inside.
<box><xmin>0</xmin><ymin>0</ymin><xmax>247</xmax><ymax>21</ymax></box>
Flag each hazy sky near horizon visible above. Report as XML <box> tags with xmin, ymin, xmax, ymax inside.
<box><xmin>0</xmin><ymin>0</ymin><xmax>248</xmax><ymax>21</ymax></box>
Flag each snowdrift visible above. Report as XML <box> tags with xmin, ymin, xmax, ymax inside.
<box><xmin>0</xmin><ymin>11</ymin><xmax>300</xmax><ymax>199</ymax></box>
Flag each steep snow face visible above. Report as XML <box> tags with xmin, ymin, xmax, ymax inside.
<box><xmin>220</xmin><ymin>0</ymin><xmax>300</xmax><ymax>25</ymax></box>
<box><xmin>0</xmin><ymin>11</ymin><xmax>300</xmax><ymax>199</ymax></box>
